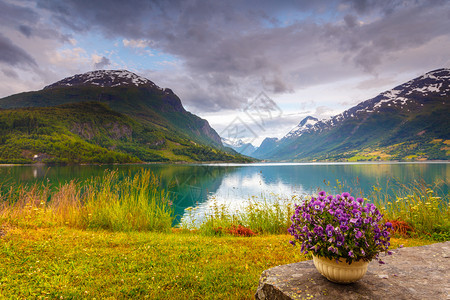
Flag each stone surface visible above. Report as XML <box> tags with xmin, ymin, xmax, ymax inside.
<box><xmin>255</xmin><ymin>241</ymin><xmax>450</xmax><ymax>300</ymax></box>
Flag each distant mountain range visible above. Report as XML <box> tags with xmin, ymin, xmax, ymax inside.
<box><xmin>0</xmin><ymin>70</ymin><xmax>250</xmax><ymax>164</ymax></box>
<box><xmin>221</xmin><ymin>137</ymin><xmax>257</xmax><ymax>157</ymax></box>
<box><xmin>240</xmin><ymin>68</ymin><xmax>450</xmax><ymax>161</ymax></box>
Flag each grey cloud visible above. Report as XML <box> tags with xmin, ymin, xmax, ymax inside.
<box><xmin>94</xmin><ymin>56</ymin><xmax>111</xmax><ymax>69</ymax></box>
<box><xmin>0</xmin><ymin>33</ymin><xmax>37</xmax><ymax>67</ymax></box>
<box><xmin>1</xmin><ymin>68</ymin><xmax>19</xmax><ymax>79</ymax></box>
<box><xmin>0</xmin><ymin>1</ymin><xmax>40</xmax><ymax>27</ymax></box>
<box><xmin>19</xmin><ymin>25</ymin><xmax>33</xmax><ymax>37</ymax></box>
<box><xmin>343</xmin><ymin>14</ymin><xmax>357</xmax><ymax>28</ymax></box>
<box><xmin>24</xmin><ymin>0</ymin><xmax>450</xmax><ymax>111</ymax></box>
<box><xmin>0</xmin><ymin>1</ymin><xmax>70</xmax><ymax>41</ymax></box>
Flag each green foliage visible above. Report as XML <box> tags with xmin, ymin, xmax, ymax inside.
<box><xmin>369</xmin><ymin>180</ymin><xmax>450</xmax><ymax>241</ymax></box>
<box><xmin>0</xmin><ymin>170</ymin><xmax>174</xmax><ymax>232</ymax></box>
<box><xmin>0</xmin><ymin>102</ymin><xmax>250</xmax><ymax>163</ymax></box>
<box><xmin>173</xmin><ymin>144</ymin><xmax>253</xmax><ymax>162</ymax></box>
<box><xmin>180</xmin><ymin>194</ymin><xmax>297</xmax><ymax>235</ymax></box>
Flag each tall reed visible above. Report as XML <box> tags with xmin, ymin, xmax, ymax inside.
<box><xmin>180</xmin><ymin>194</ymin><xmax>299</xmax><ymax>235</ymax></box>
<box><xmin>0</xmin><ymin>170</ymin><xmax>174</xmax><ymax>232</ymax></box>
<box><xmin>369</xmin><ymin>179</ymin><xmax>449</xmax><ymax>239</ymax></box>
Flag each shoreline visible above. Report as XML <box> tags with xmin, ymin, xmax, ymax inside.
<box><xmin>0</xmin><ymin>160</ymin><xmax>449</xmax><ymax>167</ymax></box>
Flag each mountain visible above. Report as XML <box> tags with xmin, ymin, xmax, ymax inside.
<box><xmin>221</xmin><ymin>138</ymin><xmax>257</xmax><ymax>156</ymax></box>
<box><xmin>259</xmin><ymin>68</ymin><xmax>450</xmax><ymax>162</ymax></box>
<box><xmin>0</xmin><ymin>70</ymin><xmax>251</xmax><ymax>164</ymax></box>
<box><xmin>251</xmin><ymin>137</ymin><xmax>279</xmax><ymax>159</ymax></box>
<box><xmin>284</xmin><ymin>116</ymin><xmax>319</xmax><ymax>139</ymax></box>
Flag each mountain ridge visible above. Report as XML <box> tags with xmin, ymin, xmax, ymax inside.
<box><xmin>256</xmin><ymin>68</ymin><xmax>450</xmax><ymax>161</ymax></box>
<box><xmin>0</xmin><ymin>70</ymin><xmax>250</xmax><ymax>164</ymax></box>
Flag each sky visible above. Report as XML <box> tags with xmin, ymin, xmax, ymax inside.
<box><xmin>0</xmin><ymin>0</ymin><xmax>449</xmax><ymax>146</ymax></box>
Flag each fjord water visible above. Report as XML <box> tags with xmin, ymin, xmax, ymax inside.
<box><xmin>0</xmin><ymin>162</ymin><xmax>448</xmax><ymax>223</ymax></box>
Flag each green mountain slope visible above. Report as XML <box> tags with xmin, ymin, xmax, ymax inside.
<box><xmin>259</xmin><ymin>68</ymin><xmax>450</xmax><ymax>162</ymax></box>
<box><xmin>0</xmin><ymin>70</ymin><xmax>250</xmax><ymax>164</ymax></box>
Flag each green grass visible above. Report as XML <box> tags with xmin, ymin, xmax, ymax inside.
<box><xmin>180</xmin><ymin>195</ymin><xmax>298</xmax><ymax>235</ymax></box>
<box><xmin>0</xmin><ymin>170</ymin><xmax>174</xmax><ymax>232</ymax></box>
<box><xmin>369</xmin><ymin>179</ymin><xmax>450</xmax><ymax>241</ymax></box>
<box><xmin>0</xmin><ymin>172</ymin><xmax>448</xmax><ymax>298</ymax></box>
<box><xmin>0</xmin><ymin>226</ymin><xmax>433</xmax><ymax>299</ymax></box>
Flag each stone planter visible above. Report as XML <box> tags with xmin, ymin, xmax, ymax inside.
<box><xmin>312</xmin><ymin>254</ymin><xmax>369</xmax><ymax>284</ymax></box>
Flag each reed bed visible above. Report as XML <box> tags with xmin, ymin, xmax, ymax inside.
<box><xmin>0</xmin><ymin>170</ymin><xmax>174</xmax><ymax>232</ymax></box>
<box><xmin>180</xmin><ymin>180</ymin><xmax>448</xmax><ymax>241</ymax></box>
<box><xmin>369</xmin><ymin>179</ymin><xmax>449</xmax><ymax>240</ymax></box>
<box><xmin>1</xmin><ymin>172</ymin><xmax>448</xmax><ymax>241</ymax></box>
<box><xmin>180</xmin><ymin>194</ymin><xmax>299</xmax><ymax>235</ymax></box>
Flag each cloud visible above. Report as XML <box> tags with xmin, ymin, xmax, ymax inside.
<box><xmin>0</xmin><ymin>33</ymin><xmax>37</xmax><ymax>67</ymax></box>
<box><xmin>0</xmin><ymin>0</ymin><xmax>448</xmax><ymax>115</ymax></box>
<box><xmin>123</xmin><ymin>39</ymin><xmax>152</xmax><ymax>48</ymax></box>
<box><xmin>122</xmin><ymin>38</ymin><xmax>154</xmax><ymax>56</ymax></box>
<box><xmin>1</xmin><ymin>68</ymin><xmax>19</xmax><ymax>79</ymax></box>
<box><xmin>93</xmin><ymin>55</ymin><xmax>111</xmax><ymax>69</ymax></box>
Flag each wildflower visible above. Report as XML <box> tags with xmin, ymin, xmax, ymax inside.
<box><xmin>326</xmin><ymin>224</ymin><xmax>334</xmax><ymax>237</ymax></box>
<box><xmin>340</xmin><ymin>225</ymin><xmax>349</xmax><ymax>231</ymax></box>
<box><xmin>313</xmin><ymin>201</ymin><xmax>322</xmax><ymax>211</ymax></box>
<box><xmin>289</xmin><ymin>191</ymin><xmax>392</xmax><ymax>264</ymax></box>
<box><xmin>314</xmin><ymin>226</ymin><xmax>324</xmax><ymax>237</ymax></box>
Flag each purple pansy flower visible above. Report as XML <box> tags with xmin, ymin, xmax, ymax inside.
<box><xmin>288</xmin><ymin>191</ymin><xmax>392</xmax><ymax>264</ymax></box>
<box><xmin>314</xmin><ymin>226</ymin><xmax>324</xmax><ymax>237</ymax></box>
<box><xmin>326</xmin><ymin>224</ymin><xmax>334</xmax><ymax>237</ymax></box>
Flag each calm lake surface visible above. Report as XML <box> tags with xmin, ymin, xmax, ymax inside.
<box><xmin>0</xmin><ymin>162</ymin><xmax>448</xmax><ymax>224</ymax></box>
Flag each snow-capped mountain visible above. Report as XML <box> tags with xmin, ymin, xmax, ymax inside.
<box><xmin>285</xmin><ymin>116</ymin><xmax>319</xmax><ymax>138</ymax></box>
<box><xmin>44</xmin><ymin>70</ymin><xmax>160</xmax><ymax>89</ymax></box>
<box><xmin>221</xmin><ymin>137</ymin><xmax>256</xmax><ymax>156</ymax></box>
<box><xmin>0</xmin><ymin>69</ymin><xmax>239</xmax><ymax>162</ymax></box>
<box><xmin>285</xmin><ymin>68</ymin><xmax>450</xmax><ymax>138</ymax></box>
<box><xmin>258</xmin><ymin>68</ymin><xmax>450</xmax><ymax>161</ymax></box>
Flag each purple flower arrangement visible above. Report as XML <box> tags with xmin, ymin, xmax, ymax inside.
<box><xmin>289</xmin><ymin>191</ymin><xmax>392</xmax><ymax>264</ymax></box>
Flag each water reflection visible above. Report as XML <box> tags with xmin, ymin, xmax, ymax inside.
<box><xmin>179</xmin><ymin>162</ymin><xmax>449</xmax><ymax>224</ymax></box>
<box><xmin>0</xmin><ymin>162</ymin><xmax>447</xmax><ymax>225</ymax></box>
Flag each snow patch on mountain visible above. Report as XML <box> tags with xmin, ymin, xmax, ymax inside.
<box><xmin>280</xmin><ymin>68</ymin><xmax>450</xmax><ymax>140</ymax></box>
<box><xmin>44</xmin><ymin>70</ymin><xmax>157</xmax><ymax>89</ymax></box>
<box><xmin>285</xmin><ymin>116</ymin><xmax>319</xmax><ymax>138</ymax></box>
<box><xmin>222</xmin><ymin>137</ymin><xmax>256</xmax><ymax>156</ymax></box>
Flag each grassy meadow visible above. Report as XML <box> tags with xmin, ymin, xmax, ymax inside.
<box><xmin>0</xmin><ymin>170</ymin><xmax>448</xmax><ymax>299</ymax></box>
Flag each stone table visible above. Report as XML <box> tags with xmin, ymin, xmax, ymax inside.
<box><xmin>255</xmin><ymin>241</ymin><xmax>450</xmax><ymax>300</ymax></box>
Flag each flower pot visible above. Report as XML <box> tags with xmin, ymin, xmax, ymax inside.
<box><xmin>312</xmin><ymin>254</ymin><xmax>369</xmax><ymax>284</ymax></box>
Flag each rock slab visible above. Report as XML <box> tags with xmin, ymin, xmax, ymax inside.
<box><xmin>255</xmin><ymin>241</ymin><xmax>450</xmax><ymax>300</ymax></box>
